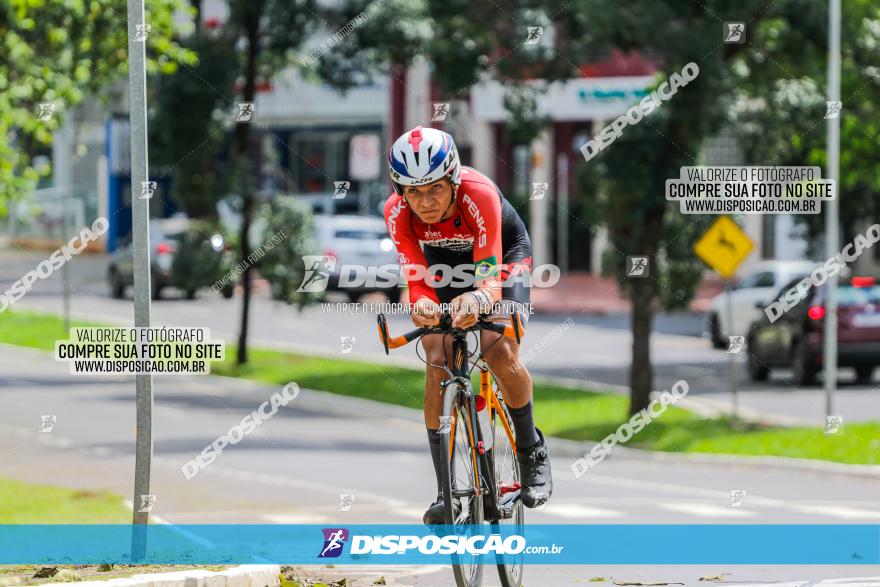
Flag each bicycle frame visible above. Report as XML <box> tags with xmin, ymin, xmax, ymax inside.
<box><xmin>444</xmin><ymin>333</ymin><xmax>518</xmax><ymax>521</ymax></box>
<box><xmin>376</xmin><ymin>312</ymin><xmax>524</xmax><ymax>521</ymax></box>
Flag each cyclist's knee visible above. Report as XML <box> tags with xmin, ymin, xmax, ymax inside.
<box><xmin>483</xmin><ymin>339</ymin><xmax>520</xmax><ymax>372</ymax></box>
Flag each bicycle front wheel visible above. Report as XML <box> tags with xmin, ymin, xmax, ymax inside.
<box><xmin>439</xmin><ymin>381</ymin><xmax>484</xmax><ymax>587</ymax></box>
<box><xmin>490</xmin><ymin>397</ymin><xmax>524</xmax><ymax>587</ymax></box>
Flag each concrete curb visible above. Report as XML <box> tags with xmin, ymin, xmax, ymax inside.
<box><xmin>549</xmin><ymin>435</ymin><xmax>880</xmax><ymax>478</ymax></box>
<box><xmin>38</xmin><ymin>566</ymin><xmax>281</xmax><ymax>587</ymax></box>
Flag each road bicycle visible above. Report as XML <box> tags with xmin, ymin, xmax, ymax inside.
<box><xmin>377</xmin><ymin>311</ymin><xmax>526</xmax><ymax>587</ymax></box>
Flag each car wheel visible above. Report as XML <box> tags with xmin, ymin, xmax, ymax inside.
<box><xmin>346</xmin><ymin>290</ymin><xmax>361</xmax><ymax>303</ymax></box>
<box><xmin>151</xmin><ymin>280</ymin><xmax>162</xmax><ymax>300</ymax></box>
<box><xmin>747</xmin><ymin>343</ymin><xmax>769</xmax><ymax>382</ymax></box>
<box><xmin>221</xmin><ymin>286</ymin><xmax>234</xmax><ymax>299</ymax></box>
<box><xmin>708</xmin><ymin>313</ymin><xmax>725</xmax><ymax>349</ymax></box>
<box><xmin>791</xmin><ymin>340</ymin><xmax>818</xmax><ymax>386</ymax></box>
<box><xmin>185</xmin><ymin>289</ymin><xmax>197</xmax><ymax>300</ymax></box>
<box><xmin>108</xmin><ymin>269</ymin><xmax>125</xmax><ymax>299</ymax></box>
<box><xmin>855</xmin><ymin>366</ymin><xmax>875</xmax><ymax>384</ymax></box>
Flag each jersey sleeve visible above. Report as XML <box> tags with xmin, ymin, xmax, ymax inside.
<box><xmin>458</xmin><ymin>182</ymin><xmax>504</xmax><ymax>295</ymax></box>
<box><xmin>383</xmin><ymin>195</ymin><xmax>439</xmax><ymax>305</ymax></box>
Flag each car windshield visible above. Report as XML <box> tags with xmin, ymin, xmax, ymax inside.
<box><xmin>334</xmin><ymin>229</ymin><xmax>386</xmax><ymax>240</ymax></box>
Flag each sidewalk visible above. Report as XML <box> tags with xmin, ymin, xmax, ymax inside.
<box><xmin>531</xmin><ymin>271</ymin><xmax>724</xmax><ymax>315</ymax></box>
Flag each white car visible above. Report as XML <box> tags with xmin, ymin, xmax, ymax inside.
<box><xmin>706</xmin><ymin>260</ymin><xmax>818</xmax><ymax>348</ymax></box>
<box><xmin>312</xmin><ymin>215</ymin><xmax>400</xmax><ymax>302</ymax></box>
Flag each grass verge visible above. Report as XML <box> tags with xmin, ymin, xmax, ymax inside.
<box><xmin>0</xmin><ymin>476</ymin><xmax>129</xmax><ymax>523</ymax></box>
<box><xmin>2</xmin><ymin>309</ymin><xmax>879</xmax><ymax>464</ymax></box>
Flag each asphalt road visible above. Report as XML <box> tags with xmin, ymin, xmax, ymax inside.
<box><xmin>2</xmin><ymin>347</ymin><xmax>880</xmax><ymax>586</ymax></box>
<box><xmin>3</xmin><ymin>249</ymin><xmax>878</xmax><ymax>425</ymax></box>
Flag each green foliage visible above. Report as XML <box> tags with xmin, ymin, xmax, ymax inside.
<box><xmin>256</xmin><ymin>198</ymin><xmax>321</xmax><ymax>308</ymax></box>
<box><xmin>730</xmin><ymin>0</ymin><xmax>880</xmax><ymax>243</ymax></box>
<box><xmin>0</xmin><ymin>0</ymin><xmax>196</xmax><ymax>208</ymax></box>
<box><xmin>149</xmin><ymin>36</ymin><xmax>238</xmax><ymax>218</ymax></box>
<box><xmin>169</xmin><ymin>221</ymin><xmax>233</xmax><ymax>297</ymax></box>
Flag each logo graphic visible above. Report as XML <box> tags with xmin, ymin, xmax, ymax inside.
<box><xmin>36</xmin><ymin>102</ymin><xmax>56</xmax><ymax>121</ymax></box>
<box><xmin>825</xmin><ymin>415</ymin><xmax>844</xmax><ymax>435</ymax></box>
<box><xmin>140</xmin><ymin>181</ymin><xmax>157</xmax><ymax>200</ymax></box>
<box><xmin>134</xmin><ymin>23</ymin><xmax>151</xmax><ymax>42</ymax></box>
<box><xmin>526</xmin><ymin>27</ymin><xmax>544</xmax><ymax>44</ymax></box>
<box><xmin>298</xmin><ymin>255</ymin><xmax>337</xmax><ymax>293</ymax></box>
<box><xmin>438</xmin><ymin>416</ymin><xmax>453</xmax><ymax>434</ymax></box>
<box><xmin>531</xmin><ymin>182</ymin><xmax>548</xmax><ymax>200</ymax></box>
<box><xmin>727</xmin><ymin>336</ymin><xmax>745</xmax><ymax>354</ymax></box>
<box><xmin>339</xmin><ymin>336</ymin><xmax>356</xmax><ymax>354</ymax></box>
<box><xmin>824</xmin><ymin>101</ymin><xmax>843</xmax><ymax>119</ymax></box>
<box><xmin>40</xmin><ymin>415</ymin><xmax>56</xmax><ymax>433</ymax></box>
<box><xmin>729</xmin><ymin>489</ymin><xmax>745</xmax><ymax>508</ymax></box>
<box><xmin>626</xmin><ymin>256</ymin><xmax>649</xmax><ymax>278</ymax></box>
<box><xmin>454</xmin><ymin>215</ymin><xmax>462</xmax><ymax>228</ymax></box>
<box><xmin>337</xmin><ymin>493</ymin><xmax>356</xmax><ymax>512</ymax></box>
<box><xmin>724</xmin><ymin>22</ymin><xmax>745</xmax><ymax>43</ymax></box>
<box><xmin>138</xmin><ymin>494</ymin><xmax>157</xmax><ymax>513</ymax></box>
<box><xmin>236</xmin><ymin>102</ymin><xmax>255</xmax><ymax>122</ymax></box>
<box><xmin>333</xmin><ymin>181</ymin><xmax>350</xmax><ymax>199</ymax></box>
<box><xmin>318</xmin><ymin>528</ymin><xmax>349</xmax><ymax>558</ymax></box>
<box><xmin>475</xmin><ymin>256</ymin><xmax>499</xmax><ymax>280</ymax></box>
<box><xmin>432</xmin><ymin>102</ymin><xmax>451</xmax><ymax>122</ymax></box>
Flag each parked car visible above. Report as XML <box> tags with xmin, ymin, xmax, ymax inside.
<box><xmin>312</xmin><ymin>215</ymin><xmax>400</xmax><ymax>302</ymax></box>
<box><xmin>706</xmin><ymin>260</ymin><xmax>818</xmax><ymax>348</ymax></box>
<box><xmin>108</xmin><ymin>217</ymin><xmax>232</xmax><ymax>300</ymax></box>
<box><xmin>746</xmin><ymin>276</ymin><xmax>880</xmax><ymax>385</ymax></box>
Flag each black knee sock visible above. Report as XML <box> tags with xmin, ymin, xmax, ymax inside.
<box><xmin>507</xmin><ymin>401</ymin><xmax>540</xmax><ymax>450</ymax></box>
<box><xmin>427</xmin><ymin>428</ymin><xmax>443</xmax><ymax>495</ymax></box>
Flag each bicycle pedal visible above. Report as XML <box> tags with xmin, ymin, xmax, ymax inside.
<box><xmin>496</xmin><ymin>490</ymin><xmax>521</xmax><ymax>519</ymax></box>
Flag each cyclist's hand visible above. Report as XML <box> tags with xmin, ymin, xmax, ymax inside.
<box><xmin>451</xmin><ymin>292</ymin><xmax>481</xmax><ymax>329</ymax></box>
<box><xmin>412</xmin><ymin>297</ymin><xmax>441</xmax><ymax>327</ymax></box>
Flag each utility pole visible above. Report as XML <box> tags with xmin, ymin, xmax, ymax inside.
<box><xmin>127</xmin><ymin>0</ymin><xmax>154</xmax><ymax>560</ymax></box>
<box><xmin>823</xmin><ymin>0</ymin><xmax>841</xmax><ymax>417</ymax></box>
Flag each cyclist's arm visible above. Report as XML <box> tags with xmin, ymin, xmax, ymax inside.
<box><xmin>383</xmin><ymin>195</ymin><xmax>440</xmax><ymax>305</ymax></box>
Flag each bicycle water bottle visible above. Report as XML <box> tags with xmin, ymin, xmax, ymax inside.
<box><xmin>477</xmin><ymin>400</ymin><xmax>494</xmax><ymax>451</ymax></box>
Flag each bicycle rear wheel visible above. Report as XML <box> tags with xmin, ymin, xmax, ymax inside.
<box><xmin>439</xmin><ymin>381</ymin><xmax>484</xmax><ymax>587</ymax></box>
<box><xmin>490</xmin><ymin>395</ymin><xmax>524</xmax><ymax>587</ymax></box>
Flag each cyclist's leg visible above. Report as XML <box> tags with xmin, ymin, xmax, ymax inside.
<box><xmin>480</xmin><ymin>254</ymin><xmax>552</xmax><ymax>508</ymax></box>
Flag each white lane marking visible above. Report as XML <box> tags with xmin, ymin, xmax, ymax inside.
<box><xmin>153</xmin><ymin>459</ymin><xmax>410</xmax><ymax>509</ymax></box>
<box><xmin>582</xmin><ymin>472</ymin><xmax>787</xmax><ymax>507</ymax></box>
<box><xmin>541</xmin><ymin>503</ymin><xmax>624</xmax><ymax>518</ymax></box>
<box><xmin>789</xmin><ymin>504</ymin><xmax>880</xmax><ymax>519</ymax></box>
<box><xmin>660</xmin><ymin>502</ymin><xmax>757</xmax><ymax>517</ymax></box>
<box><xmin>262</xmin><ymin>513</ymin><xmax>329</xmax><ymax>524</ymax></box>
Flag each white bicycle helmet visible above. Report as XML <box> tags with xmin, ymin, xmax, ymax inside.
<box><xmin>388</xmin><ymin>126</ymin><xmax>462</xmax><ymax>195</ymax></box>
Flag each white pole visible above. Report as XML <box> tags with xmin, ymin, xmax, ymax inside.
<box><xmin>726</xmin><ymin>280</ymin><xmax>738</xmax><ymax>420</ymax></box>
<box><xmin>127</xmin><ymin>0</ymin><xmax>153</xmax><ymax>558</ymax></box>
<box><xmin>823</xmin><ymin>0</ymin><xmax>840</xmax><ymax>416</ymax></box>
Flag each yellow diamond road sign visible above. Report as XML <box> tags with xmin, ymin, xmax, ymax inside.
<box><xmin>694</xmin><ymin>216</ymin><xmax>755</xmax><ymax>279</ymax></box>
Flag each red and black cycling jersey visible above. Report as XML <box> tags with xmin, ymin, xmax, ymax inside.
<box><xmin>383</xmin><ymin>166</ymin><xmax>532</xmax><ymax>304</ymax></box>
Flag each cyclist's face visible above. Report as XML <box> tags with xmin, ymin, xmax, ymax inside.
<box><xmin>403</xmin><ymin>179</ymin><xmax>454</xmax><ymax>224</ymax></box>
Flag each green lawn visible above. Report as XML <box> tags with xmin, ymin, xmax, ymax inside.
<box><xmin>3</xmin><ymin>309</ymin><xmax>880</xmax><ymax>464</ymax></box>
<box><xmin>0</xmin><ymin>476</ymin><xmax>129</xmax><ymax>523</ymax></box>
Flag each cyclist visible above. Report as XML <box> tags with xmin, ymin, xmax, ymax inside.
<box><xmin>383</xmin><ymin>126</ymin><xmax>553</xmax><ymax>525</ymax></box>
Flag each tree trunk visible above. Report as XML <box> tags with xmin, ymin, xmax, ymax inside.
<box><xmin>627</xmin><ymin>208</ymin><xmax>664</xmax><ymax>416</ymax></box>
<box><xmin>234</xmin><ymin>11</ymin><xmax>260</xmax><ymax>366</ymax></box>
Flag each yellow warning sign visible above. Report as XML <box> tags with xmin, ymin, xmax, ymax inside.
<box><xmin>693</xmin><ymin>216</ymin><xmax>755</xmax><ymax>279</ymax></box>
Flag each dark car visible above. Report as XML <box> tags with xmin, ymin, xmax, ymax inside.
<box><xmin>108</xmin><ymin>218</ymin><xmax>233</xmax><ymax>300</ymax></box>
<box><xmin>747</xmin><ymin>276</ymin><xmax>880</xmax><ymax>385</ymax></box>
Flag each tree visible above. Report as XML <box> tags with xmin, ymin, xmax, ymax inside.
<box><xmin>730</xmin><ymin>0</ymin><xmax>880</xmax><ymax>249</ymax></box>
<box><xmin>221</xmin><ymin>0</ymin><xmax>320</xmax><ymax>364</ymax></box>
<box><xmin>0</xmin><ymin>0</ymin><xmax>194</xmax><ymax>212</ymax></box>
